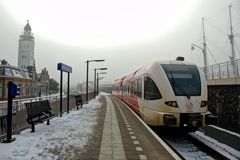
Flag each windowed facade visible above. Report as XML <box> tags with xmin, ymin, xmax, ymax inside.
<box><xmin>0</xmin><ymin>65</ymin><xmax>36</xmax><ymax>101</ymax></box>
<box><xmin>122</xmin><ymin>85</ymin><xmax>128</xmax><ymax>95</ymax></box>
<box><xmin>5</xmin><ymin>68</ymin><xmax>12</xmax><ymax>76</ymax></box>
<box><xmin>144</xmin><ymin>77</ymin><xmax>162</xmax><ymax>100</ymax></box>
<box><xmin>0</xmin><ymin>83</ymin><xmax>2</xmax><ymax>97</ymax></box>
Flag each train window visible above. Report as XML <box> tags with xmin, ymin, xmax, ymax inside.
<box><xmin>144</xmin><ymin>77</ymin><xmax>162</xmax><ymax>100</ymax></box>
<box><xmin>134</xmin><ymin>78</ymin><xmax>142</xmax><ymax>98</ymax></box>
<box><xmin>162</xmin><ymin>64</ymin><xmax>201</xmax><ymax>96</ymax></box>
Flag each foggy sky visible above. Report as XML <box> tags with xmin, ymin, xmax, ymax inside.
<box><xmin>0</xmin><ymin>0</ymin><xmax>240</xmax><ymax>86</ymax></box>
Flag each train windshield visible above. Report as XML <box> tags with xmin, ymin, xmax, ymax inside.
<box><xmin>162</xmin><ymin>64</ymin><xmax>201</xmax><ymax>97</ymax></box>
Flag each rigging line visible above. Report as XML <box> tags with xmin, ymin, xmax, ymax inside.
<box><xmin>205</xmin><ymin>6</ymin><xmax>228</xmax><ymax>20</ymax></box>
<box><xmin>206</xmin><ymin>37</ymin><xmax>225</xmax><ymax>56</ymax></box>
<box><xmin>197</xmin><ymin>24</ymin><xmax>203</xmax><ymax>43</ymax></box>
<box><xmin>224</xmin><ymin>38</ymin><xmax>230</xmax><ymax>60</ymax></box>
<box><xmin>205</xmin><ymin>19</ymin><xmax>227</xmax><ymax>36</ymax></box>
<box><xmin>232</xmin><ymin>5</ymin><xmax>240</xmax><ymax>11</ymax></box>
<box><xmin>234</xmin><ymin>39</ymin><xmax>240</xmax><ymax>56</ymax></box>
<box><xmin>233</xmin><ymin>22</ymin><xmax>240</xmax><ymax>28</ymax></box>
<box><xmin>206</xmin><ymin>46</ymin><xmax>217</xmax><ymax>63</ymax></box>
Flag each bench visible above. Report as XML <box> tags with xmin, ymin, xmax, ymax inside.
<box><xmin>75</xmin><ymin>95</ymin><xmax>83</xmax><ymax>109</ymax></box>
<box><xmin>25</xmin><ymin>100</ymin><xmax>55</xmax><ymax>132</ymax></box>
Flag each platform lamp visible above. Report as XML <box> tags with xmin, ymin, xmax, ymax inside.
<box><xmin>97</xmin><ymin>72</ymin><xmax>107</xmax><ymax>95</ymax></box>
<box><xmin>85</xmin><ymin>59</ymin><xmax>105</xmax><ymax>103</ymax></box>
<box><xmin>191</xmin><ymin>43</ymin><xmax>207</xmax><ymax>78</ymax></box>
<box><xmin>94</xmin><ymin>68</ymin><xmax>108</xmax><ymax>97</ymax></box>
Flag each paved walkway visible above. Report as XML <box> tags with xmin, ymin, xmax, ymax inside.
<box><xmin>79</xmin><ymin>95</ymin><xmax>179</xmax><ymax>160</ymax></box>
<box><xmin>98</xmin><ymin>96</ymin><xmax>126</xmax><ymax>159</ymax></box>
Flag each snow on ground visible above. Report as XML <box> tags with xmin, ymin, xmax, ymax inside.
<box><xmin>0</xmin><ymin>96</ymin><xmax>102</xmax><ymax>160</ymax></box>
<box><xmin>189</xmin><ymin>131</ymin><xmax>240</xmax><ymax>160</ymax></box>
<box><xmin>209</xmin><ymin>125</ymin><xmax>240</xmax><ymax>138</ymax></box>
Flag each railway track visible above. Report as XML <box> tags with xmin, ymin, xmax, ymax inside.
<box><xmin>153</xmin><ymin>127</ymin><xmax>237</xmax><ymax>160</ymax></box>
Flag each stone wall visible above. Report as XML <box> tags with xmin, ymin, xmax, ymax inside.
<box><xmin>208</xmin><ymin>85</ymin><xmax>240</xmax><ymax>133</ymax></box>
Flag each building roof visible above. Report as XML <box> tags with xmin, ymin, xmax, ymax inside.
<box><xmin>0</xmin><ymin>65</ymin><xmax>32</xmax><ymax>79</ymax></box>
<box><xmin>24</xmin><ymin>22</ymin><xmax>31</xmax><ymax>32</ymax></box>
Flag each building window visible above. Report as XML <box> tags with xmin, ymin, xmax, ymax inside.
<box><xmin>5</xmin><ymin>68</ymin><xmax>12</xmax><ymax>76</ymax></box>
<box><xmin>0</xmin><ymin>83</ymin><xmax>2</xmax><ymax>98</ymax></box>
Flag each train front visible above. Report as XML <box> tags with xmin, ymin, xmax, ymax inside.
<box><xmin>159</xmin><ymin>62</ymin><xmax>216</xmax><ymax>129</ymax></box>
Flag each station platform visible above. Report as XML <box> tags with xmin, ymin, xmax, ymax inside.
<box><xmin>78</xmin><ymin>95</ymin><xmax>180</xmax><ymax>160</ymax></box>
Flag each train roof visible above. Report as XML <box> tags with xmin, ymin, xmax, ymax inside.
<box><xmin>156</xmin><ymin>60</ymin><xmax>196</xmax><ymax>65</ymax></box>
<box><xmin>114</xmin><ymin>60</ymin><xmax>197</xmax><ymax>83</ymax></box>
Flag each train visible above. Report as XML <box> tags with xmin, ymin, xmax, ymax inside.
<box><xmin>112</xmin><ymin>57</ymin><xmax>216</xmax><ymax>130</ymax></box>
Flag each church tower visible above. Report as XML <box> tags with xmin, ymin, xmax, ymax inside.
<box><xmin>18</xmin><ymin>20</ymin><xmax>35</xmax><ymax>69</ymax></box>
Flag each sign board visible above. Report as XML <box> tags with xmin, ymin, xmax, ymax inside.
<box><xmin>57</xmin><ymin>63</ymin><xmax>72</xmax><ymax>73</ymax></box>
<box><xmin>9</xmin><ymin>83</ymin><xmax>20</xmax><ymax>98</ymax></box>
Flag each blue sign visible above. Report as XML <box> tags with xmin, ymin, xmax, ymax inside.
<box><xmin>57</xmin><ymin>63</ymin><xmax>72</xmax><ymax>73</ymax></box>
<box><xmin>9</xmin><ymin>83</ymin><xmax>20</xmax><ymax>97</ymax></box>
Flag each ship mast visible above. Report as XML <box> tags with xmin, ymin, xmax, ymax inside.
<box><xmin>202</xmin><ymin>17</ymin><xmax>207</xmax><ymax>68</ymax></box>
<box><xmin>228</xmin><ymin>4</ymin><xmax>236</xmax><ymax>61</ymax></box>
<box><xmin>191</xmin><ymin>17</ymin><xmax>208</xmax><ymax>77</ymax></box>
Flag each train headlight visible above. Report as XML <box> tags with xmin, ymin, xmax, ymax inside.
<box><xmin>165</xmin><ymin>101</ymin><xmax>178</xmax><ymax>108</ymax></box>
<box><xmin>201</xmin><ymin>101</ymin><xmax>208</xmax><ymax>107</ymax></box>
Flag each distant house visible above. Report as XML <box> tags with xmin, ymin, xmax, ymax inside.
<box><xmin>37</xmin><ymin>68</ymin><xmax>50</xmax><ymax>96</ymax></box>
<box><xmin>0</xmin><ymin>63</ymin><xmax>36</xmax><ymax>101</ymax></box>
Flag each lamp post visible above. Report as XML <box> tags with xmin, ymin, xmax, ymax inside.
<box><xmin>94</xmin><ymin>68</ymin><xmax>107</xmax><ymax>97</ymax></box>
<box><xmin>85</xmin><ymin>59</ymin><xmax>105</xmax><ymax>103</ymax></box>
<box><xmin>191</xmin><ymin>43</ymin><xmax>207</xmax><ymax>78</ymax></box>
<box><xmin>97</xmin><ymin>72</ymin><xmax>107</xmax><ymax>95</ymax></box>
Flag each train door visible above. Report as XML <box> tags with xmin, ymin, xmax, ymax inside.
<box><xmin>133</xmin><ymin>77</ymin><xmax>143</xmax><ymax>115</ymax></box>
<box><xmin>138</xmin><ymin>76</ymin><xmax>145</xmax><ymax>118</ymax></box>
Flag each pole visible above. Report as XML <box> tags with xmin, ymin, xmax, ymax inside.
<box><xmin>228</xmin><ymin>4</ymin><xmax>236</xmax><ymax>75</ymax></box>
<box><xmin>60</xmin><ymin>70</ymin><xmax>63</xmax><ymax>117</ymax></box>
<box><xmin>97</xmin><ymin>73</ymin><xmax>99</xmax><ymax>94</ymax></box>
<box><xmin>3</xmin><ymin>81</ymin><xmax>16</xmax><ymax>143</ymax></box>
<box><xmin>67</xmin><ymin>73</ymin><xmax>70</xmax><ymax>114</ymax></box>
<box><xmin>202</xmin><ymin>17</ymin><xmax>207</xmax><ymax>68</ymax></box>
<box><xmin>229</xmin><ymin>4</ymin><xmax>236</xmax><ymax>61</ymax></box>
<box><xmin>94</xmin><ymin>68</ymin><xmax>96</xmax><ymax>97</ymax></box>
<box><xmin>202</xmin><ymin>17</ymin><xmax>208</xmax><ymax>78</ymax></box>
<box><xmin>86</xmin><ymin>60</ymin><xmax>89</xmax><ymax>103</ymax></box>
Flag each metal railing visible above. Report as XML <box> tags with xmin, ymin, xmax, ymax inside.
<box><xmin>201</xmin><ymin>59</ymin><xmax>240</xmax><ymax>80</ymax></box>
<box><xmin>0</xmin><ymin>92</ymin><xmax>96</xmax><ymax>139</ymax></box>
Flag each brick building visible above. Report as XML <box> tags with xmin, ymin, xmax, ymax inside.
<box><xmin>0</xmin><ymin>64</ymin><xmax>36</xmax><ymax>101</ymax></box>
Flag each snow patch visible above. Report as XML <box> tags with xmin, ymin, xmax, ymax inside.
<box><xmin>0</xmin><ymin>96</ymin><xmax>102</xmax><ymax>160</ymax></box>
<box><xmin>189</xmin><ymin>131</ymin><xmax>240</xmax><ymax>160</ymax></box>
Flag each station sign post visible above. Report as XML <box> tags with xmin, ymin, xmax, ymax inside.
<box><xmin>2</xmin><ymin>81</ymin><xmax>20</xmax><ymax>143</ymax></box>
<box><xmin>57</xmin><ymin>63</ymin><xmax>72</xmax><ymax>117</ymax></box>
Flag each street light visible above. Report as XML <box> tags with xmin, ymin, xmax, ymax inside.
<box><xmin>94</xmin><ymin>68</ymin><xmax>107</xmax><ymax>97</ymax></box>
<box><xmin>85</xmin><ymin>59</ymin><xmax>105</xmax><ymax>103</ymax></box>
<box><xmin>191</xmin><ymin>43</ymin><xmax>207</xmax><ymax>78</ymax></box>
<box><xmin>97</xmin><ymin>72</ymin><xmax>107</xmax><ymax>95</ymax></box>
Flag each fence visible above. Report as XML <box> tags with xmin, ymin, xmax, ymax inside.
<box><xmin>0</xmin><ymin>92</ymin><xmax>96</xmax><ymax>139</ymax></box>
<box><xmin>202</xmin><ymin>59</ymin><xmax>240</xmax><ymax>80</ymax></box>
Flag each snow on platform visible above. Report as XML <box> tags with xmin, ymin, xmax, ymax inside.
<box><xmin>0</xmin><ymin>96</ymin><xmax>102</xmax><ymax>160</ymax></box>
